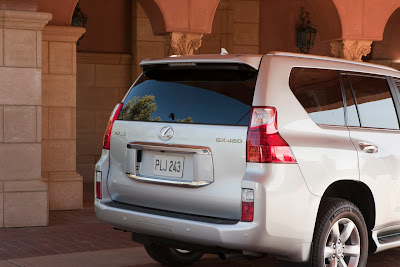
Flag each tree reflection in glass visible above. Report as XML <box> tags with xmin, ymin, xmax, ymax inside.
<box><xmin>119</xmin><ymin>95</ymin><xmax>161</xmax><ymax>122</ymax></box>
<box><xmin>119</xmin><ymin>95</ymin><xmax>193</xmax><ymax>123</ymax></box>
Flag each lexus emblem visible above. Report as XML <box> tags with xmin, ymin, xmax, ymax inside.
<box><xmin>159</xmin><ymin>126</ymin><xmax>174</xmax><ymax>140</ymax></box>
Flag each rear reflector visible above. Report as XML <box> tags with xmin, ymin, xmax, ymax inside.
<box><xmin>96</xmin><ymin>171</ymin><xmax>102</xmax><ymax>199</ymax></box>
<box><xmin>247</xmin><ymin>107</ymin><xmax>296</xmax><ymax>163</ymax></box>
<box><xmin>103</xmin><ymin>103</ymin><xmax>123</xmax><ymax>150</ymax></box>
<box><xmin>241</xmin><ymin>189</ymin><xmax>254</xmax><ymax>222</ymax></box>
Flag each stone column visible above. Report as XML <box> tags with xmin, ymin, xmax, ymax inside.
<box><xmin>0</xmin><ymin>10</ymin><xmax>51</xmax><ymax>227</ymax></box>
<box><xmin>164</xmin><ymin>32</ymin><xmax>203</xmax><ymax>56</ymax></box>
<box><xmin>330</xmin><ymin>39</ymin><xmax>373</xmax><ymax>61</ymax></box>
<box><xmin>41</xmin><ymin>25</ymin><xmax>85</xmax><ymax>211</ymax></box>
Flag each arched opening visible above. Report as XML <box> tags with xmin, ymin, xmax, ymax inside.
<box><xmin>38</xmin><ymin>0</ymin><xmax>78</xmax><ymax>26</ymax></box>
<box><xmin>259</xmin><ymin>0</ymin><xmax>342</xmax><ymax>56</ymax></box>
<box><xmin>136</xmin><ymin>0</ymin><xmax>219</xmax><ymax>35</ymax></box>
<box><xmin>370</xmin><ymin>8</ymin><xmax>400</xmax><ymax>60</ymax></box>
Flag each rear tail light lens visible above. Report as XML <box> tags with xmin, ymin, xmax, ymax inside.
<box><xmin>241</xmin><ymin>189</ymin><xmax>254</xmax><ymax>222</ymax></box>
<box><xmin>103</xmin><ymin>103</ymin><xmax>123</xmax><ymax>150</ymax></box>
<box><xmin>247</xmin><ymin>107</ymin><xmax>296</xmax><ymax>163</ymax></box>
<box><xmin>96</xmin><ymin>171</ymin><xmax>102</xmax><ymax>199</ymax></box>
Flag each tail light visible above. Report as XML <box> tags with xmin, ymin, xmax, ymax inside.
<box><xmin>241</xmin><ymin>189</ymin><xmax>254</xmax><ymax>222</ymax></box>
<box><xmin>103</xmin><ymin>103</ymin><xmax>123</xmax><ymax>150</ymax></box>
<box><xmin>247</xmin><ymin>107</ymin><xmax>296</xmax><ymax>163</ymax></box>
<box><xmin>96</xmin><ymin>171</ymin><xmax>102</xmax><ymax>199</ymax></box>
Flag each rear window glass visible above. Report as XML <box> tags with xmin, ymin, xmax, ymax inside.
<box><xmin>289</xmin><ymin>68</ymin><xmax>345</xmax><ymax>126</ymax></box>
<box><xmin>119</xmin><ymin>63</ymin><xmax>258</xmax><ymax>126</ymax></box>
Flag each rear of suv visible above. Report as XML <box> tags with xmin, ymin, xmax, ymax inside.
<box><xmin>95</xmin><ymin>52</ymin><xmax>400</xmax><ymax>266</ymax></box>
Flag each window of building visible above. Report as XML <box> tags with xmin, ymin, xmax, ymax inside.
<box><xmin>289</xmin><ymin>68</ymin><xmax>345</xmax><ymax>126</ymax></box>
<box><xmin>347</xmin><ymin>75</ymin><xmax>399</xmax><ymax>130</ymax></box>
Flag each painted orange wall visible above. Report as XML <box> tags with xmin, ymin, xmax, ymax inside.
<box><xmin>77</xmin><ymin>0</ymin><xmax>132</xmax><ymax>54</ymax></box>
<box><xmin>259</xmin><ymin>0</ymin><xmax>339</xmax><ymax>56</ymax></box>
<box><xmin>371</xmin><ymin>8</ymin><xmax>400</xmax><ymax>60</ymax></box>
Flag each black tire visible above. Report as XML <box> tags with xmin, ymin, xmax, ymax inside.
<box><xmin>311</xmin><ymin>198</ymin><xmax>368</xmax><ymax>267</ymax></box>
<box><xmin>144</xmin><ymin>243</ymin><xmax>203</xmax><ymax>266</ymax></box>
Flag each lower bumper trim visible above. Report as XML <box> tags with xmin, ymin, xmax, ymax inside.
<box><xmin>104</xmin><ymin>201</ymin><xmax>239</xmax><ymax>225</ymax></box>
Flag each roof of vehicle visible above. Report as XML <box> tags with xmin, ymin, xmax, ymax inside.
<box><xmin>268</xmin><ymin>51</ymin><xmax>399</xmax><ymax>72</ymax></box>
<box><xmin>140</xmin><ymin>51</ymin><xmax>400</xmax><ymax>76</ymax></box>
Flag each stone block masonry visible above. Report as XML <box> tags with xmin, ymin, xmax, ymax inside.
<box><xmin>42</xmin><ymin>25</ymin><xmax>85</xmax><ymax>211</ymax></box>
<box><xmin>0</xmin><ymin>10</ymin><xmax>51</xmax><ymax>227</ymax></box>
<box><xmin>76</xmin><ymin>53</ymin><xmax>132</xmax><ymax>184</ymax></box>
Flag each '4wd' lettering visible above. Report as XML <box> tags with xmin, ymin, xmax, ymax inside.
<box><xmin>216</xmin><ymin>138</ymin><xmax>242</xmax><ymax>143</ymax></box>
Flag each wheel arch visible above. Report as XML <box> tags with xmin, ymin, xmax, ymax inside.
<box><xmin>320</xmin><ymin>180</ymin><xmax>376</xmax><ymax>252</ymax></box>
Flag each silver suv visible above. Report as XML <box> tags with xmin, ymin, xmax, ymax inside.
<box><xmin>95</xmin><ymin>52</ymin><xmax>400</xmax><ymax>266</ymax></box>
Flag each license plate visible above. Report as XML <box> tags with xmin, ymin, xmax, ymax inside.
<box><xmin>153</xmin><ymin>155</ymin><xmax>184</xmax><ymax>178</ymax></box>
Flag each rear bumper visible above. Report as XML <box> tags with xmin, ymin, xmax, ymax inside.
<box><xmin>96</xmin><ymin>199</ymin><xmax>256</xmax><ymax>248</ymax></box>
<box><xmin>95</xmin><ymin>161</ymin><xmax>320</xmax><ymax>262</ymax></box>
<box><xmin>95</xmin><ymin>198</ymin><xmax>309</xmax><ymax>262</ymax></box>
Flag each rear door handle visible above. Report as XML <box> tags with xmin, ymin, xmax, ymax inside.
<box><xmin>358</xmin><ymin>142</ymin><xmax>378</xmax><ymax>154</ymax></box>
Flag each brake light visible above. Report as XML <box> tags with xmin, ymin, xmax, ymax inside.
<box><xmin>103</xmin><ymin>103</ymin><xmax>123</xmax><ymax>150</ymax></box>
<box><xmin>247</xmin><ymin>107</ymin><xmax>296</xmax><ymax>163</ymax></box>
<box><xmin>96</xmin><ymin>171</ymin><xmax>102</xmax><ymax>199</ymax></box>
<box><xmin>241</xmin><ymin>189</ymin><xmax>254</xmax><ymax>222</ymax></box>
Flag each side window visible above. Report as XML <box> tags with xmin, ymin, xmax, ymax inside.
<box><xmin>394</xmin><ymin>78</ymin><xmax>400</xmax><ymax>96</ymax></box>
<box><xmin>341</xmin><ymin>75</ymin><xmax>361</xmax><ymax>127</ymax></box>
<box><xmin>289</xmin><ymin>68</ymin><xmax>345</xmax><ymax>126</ymax></box>
<box><xmin>347</xmin><ymin>75</ymin><xmax>399</xmax><ymax>130</ymax></box>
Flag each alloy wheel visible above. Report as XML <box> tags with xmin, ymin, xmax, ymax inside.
<box><xmin>324</xmin><ymin>218</ymin><xmax>360</xmax><ymax>267</ymax></box>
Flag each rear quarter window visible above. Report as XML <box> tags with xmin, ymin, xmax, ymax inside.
<box><xmin>289</xmin><ymin>68</ymin><xmax>345</xmax><ymax>126</ymax></box>
<box><xmin>346</xmin><ymin>74</ymin><xmax>399</xmax><ymax>130</ymax></box>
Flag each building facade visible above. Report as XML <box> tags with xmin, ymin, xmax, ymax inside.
<box><xmin>0</xmin><ymin>0</ymin><xmax>400</xmax><ymax>227</ymax></box>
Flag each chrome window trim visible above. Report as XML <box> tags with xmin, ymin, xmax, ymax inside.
<box><xmin>317</xmin><ymin>124</ymin><xmax>400</xmax><ymax>133</ymax></box>
<box><xmin>346</xmin><ymin>125</ymin><xmax>400</xmax><ymax>133</ymax></box>
<box><xmin>316</xmin><ymin>124</ymin><xmax>348</xmax><ymax>129</ymax></box>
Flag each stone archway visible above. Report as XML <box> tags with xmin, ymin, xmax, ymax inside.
<box><xmin>329</xmin><ymin>0</ymin><xmax>400</xmax><ymax>61</ymax></box>
<box><xmin>369</xmin><ymin>8</ymin><xmax>400</xmax><ymax>68</ymax></box>
<box><xmin>260</xmin><ymin>0</ymin><xmax>400</xmax><ymax>61</ymax></box>
<box><xmin>137</xmin><ymin>0</ymin><xmax>220</xmax><ymax>55</ymax></box>
<box><xmin>332</xmin><ymin>0</ymin><xmax>400</xmax><ymax>41</ymax></box>
<box><xmin>38</xmin><ymin>0</ymin><xmax>78</xmax><ymax>26</ymax></box>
